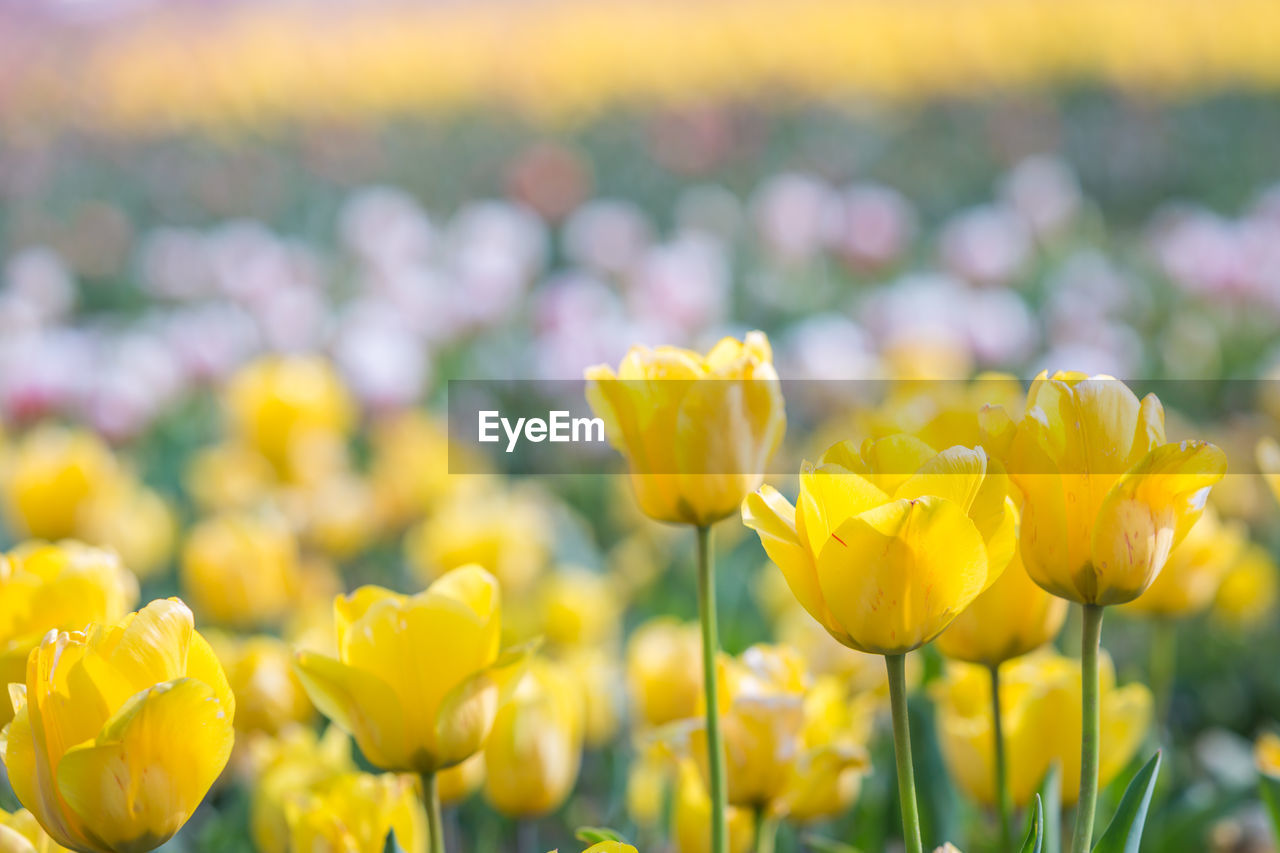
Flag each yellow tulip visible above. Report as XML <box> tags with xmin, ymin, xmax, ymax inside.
<box><xmin>207</xmin><ymin>633</ymin><xmax>314</xmax><ymax>736</ymax></box>
<box><xmin>184</xmin><ymin>443</ymin><xmax>276</xmax><ymax>513</ymax></box>
<box><xmin>581</xmin><ymin>843</ymin><xmax>638</xmax><ymax>853</ymax></box>
<box><xmin>283</xmin><ymin>772</ymin><xmax>425</xmax><ymax>853</ymax></box>
<box><xmin>286</xmin><ymin>473</ymin><xmax>380</xmax><ymax>559</ymax></box>
<box><xmin>626</xmin><ymin>739</ymin><xmax>673</xmax><ymax>829</ymax></box>
<box><xmin>483</xmin><ymin>659</ymin><xmax>584</xmax><ymax>818</ymax></box>
<box><xmin>180</xmin><ymin>512</ymin><xmax>301</xmax><ymax>629</ymax></box>
<box><xmin>1212</xmin><ymin>543</ymin><xmax>1279</xmax><ymax>630</ymax></box>
<box><xmin>673</xmin><ymin>760</ymin><xmax>755</xmax><ymax>853</ymax></box>
<box><xmin>368</xmin><ymin>412</ymin><xmax>457</xmax><ymax>529</ymax></box>
<box><xmin>1</xmin><ymin>426</ymin><xmax>119</xmax><ymax>541</ymax></box>
<box><xmin>934</xmin><ymin>652</ymin><xmax>1151</xmax><ymax>807</ymax></box>
<box><xmin>0</xmin><ymin>808</ymin><xmax>70</xmax><ymax>853</ymax></box>
<box><xmin>1257</xmin><ymin>732</ymin><xmax>1280</xmax><ymax>777</ymax></box>
<box><xmin>585</xmin><ymin>331</ymin><xmax>786</xmax><ymax>526</ymax></box>
<box><xmin>0</xmin><ymin>541</ymin><xmax>139</xmax><ymax>729</ymax></box>
<box><xmin>936</xmin><ymin>546</ymin><xmax>1069</xmax><ymax>667</ymax></box>
<box><xmin>294</xmin><ymin>565</ymin><xmax>508</xmax><ymax>774</ymax></box>
<box><xmin>247</xmin><ymin>725</ymin><xmax>356</xmax><ymax>853</ymax></box>
<box><xmin>224</xmin><ymin>355</ymin><xmax>355</xmax><ymax>479</ymax></box>
<box><xmin>993</xmin><ymin>372</ymin><xmax>1227</xmax><ymax>605</ymax></box>
<box><xmin>1121</xmin><ymin>506</ymin><xmax>1246</xmax><ymax>618</ymax></box>
<box><xmin>626</xmin><ymin>619</ymin><xmax>704</xmax><ymax>728</ymax></box>
<box><xmin>561</xmin><ymin>647</ymin><xmax>623</xmax><ymax>748</ymax></box>
<box><xmin>742</xmin><ymin>434</ymin><xmax>1016</xmax><ymax>654</ymax></box>
<box><xmin>2</xmin><ymin>598</ymin><xmax>235</xmax><ymax>853</ymax></box>
<box><xmin>1259</xmin><ymin>437</ymin><xmax>1280</xmax><ymax>505</ymax></box>
<box><xmin>536</xmin><ymin>567</ymin><xmax>624</xmax><ymax>649</ymax></box>
<box><xmin>404</xmin><ymin>482</ymin><xmax>552</xmax><ymax>596</ymax></box>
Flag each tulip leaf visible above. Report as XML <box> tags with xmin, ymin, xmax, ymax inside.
<box><xmin>1092</xmin><ymin>751</ymin><xmax>1162</xmax><ymax>853</ymax></box>
<box><xmin>1038</xmin><ymin>761</ymin><xmax>1062</xmax><ymax>853</ymax></box>
<box><xmin>799</xmin><ymin>834</ymin><xmax>863</xmax><ymax>853</ymax></box>
<box><xmin>1018</xmin><ymin>794</ymin><xmax>1044</xmax><ymax>853</ymax></box>
<box><xmin>575</xmin><ymin>827</ymin><xmax>626</xmax><ymax>844</ymax></box>
<box><xmin>1261</xmin><ymin>773</ymin><xmax>1280</xmax><ymax>844</ymax></box>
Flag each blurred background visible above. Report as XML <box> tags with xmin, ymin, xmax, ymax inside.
<box><xmin>2</xmin><ymin>1</ymin><xmax>1280</xmax><ymax>851</ymax></box>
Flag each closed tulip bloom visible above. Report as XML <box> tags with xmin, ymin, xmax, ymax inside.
<box><xmin>993</xmin><ymin>372</ymin><xmax>1227</xmax><ymax>605</ymax></box>
<box><xmin>743</xmin><ymin>434</ymin><xmax>1016</xmax><ymax>655</ymax></box>
<box><xmin>294</xmin><ymin>565</ymin><xmax>506</xmax><ymax>774</ymax></box>
<box><xmin>936</xmin><ymin>546</ymin><xmax>1069</xmax><ymax>667</ymax></box>
<box><xmin>0</xmin><ymin>808</ymin><xmax>70</xmax><ymax>853</ymax></box>
<box><xmin>483</xmin><ymin>659</ymin><xmax>584</xmax><ymax>818</ymax></box>
<box><xmin>2</xmin><ymin>598</ymin><xmax>236</xmax><ymax>853</ymax></box>
<box><xmin>933</xmin><ymin>652</ymin><xmax>1151</xmax><ymax>807</ymax></box>
<box><xmin>0</xmin><ymin>542</ymin><xmax>139</xmax><ymax>729</ymax></box>
<box><xmin>1121</xmin><ymin>506</ymin><xmax>1246</xmax><ymax>618</ymax></box>
<box><xmin>283</xmin><ymin>772</ymin><xmax>424</xmax><ymax>853</ymax></box>
<box><xmin>1257</xmin><ymin>732</ymin><xmax>1280</xmax><ymax>778</ymax></box>
<box><xmin>1</xmin><ymin>426</ymin><xmax>120</xmax><ymax>541</ymax></box>
<box><xmin>224</xmin><ymin>355</ymin><xmax>355</xmax><ymax>479</ymax></box>
<box><xmin>626</xmin><ymin>619</ymin><xmax>704</xmax><ymax>728</ymax></box>
<box><xmin>585</xmin><ymin>331</ymin><xmax>786</xmax><ymax>526</ymax></box>
<box><xmin>180</xmin><ymin>513</ymin><xmax>301</xmax><ymax>629</ymax></box>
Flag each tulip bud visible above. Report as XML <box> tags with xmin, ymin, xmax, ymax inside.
<box><xmin>1</xmin><ymin>425</ymin><xmax>120</xmax><ymax>541</ymax></box>
<box><xmin>586</xmin><ymin>331</ymin><xmax>786</xmax><ymax>527</ymax></box>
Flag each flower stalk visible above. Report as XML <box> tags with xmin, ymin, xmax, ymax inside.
<box><xmin>423</xmin><ymin>771</ymin><xmax>445</xmax><ymax>853</ymax></box>
<box><xmin>990</xmin><ymin>663</ymin><xmax>1013</xmax><ymax>853</ymax></box>
<box><xmin>886</xmin><ymin>653</ymin><xmax>924</xmax><ymax>853</ymax></box>
<box><xmin>1071</xmin><ymin>604</ymin><xmax>1105</xmax><ymax>853</ymax></box>
<box><xmin>696</xmin><ymin>523</ymin><xmax>729</xmax><ymax>853</ymax></box>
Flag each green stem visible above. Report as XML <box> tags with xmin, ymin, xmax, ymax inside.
<box><xmin>1070</xmin><ymin>604</ymin><xmax>1105</xmax><ymax>853</ymax></box>
<box><xmin>991</xmin><ymin>663</ymin><xmax>1013</xmax><ymax>853</ymax></box>
<box><xmin>886</xmin><ymin>653</ymin><xmax>924</xmax><ymax>853</ymax></box>
<box><xmin>423</xmin><ymin>771</ymin><xmax>445</xmax><ymax>853</ymax></box>
<box><xmin>755</xmin><ymin>807</ymin><xmax>779</xmax><ymax>853</ymax></box>
<box><xmin>696</xmin><ymin>523</ymin><xmax>728</xmax><ymax>853</ymax></box>
<box><xmin>1149</xmin><ymin>619</ymin><xmax>1177</xmax><ymax>739</ymax></box>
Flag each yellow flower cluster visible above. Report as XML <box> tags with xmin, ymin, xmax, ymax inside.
<box><xmin>7</xmin><ymin>0</ymin><xmax>1280</xmax><ymax>132</ymax></box>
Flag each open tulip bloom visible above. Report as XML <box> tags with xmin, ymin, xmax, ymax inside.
<box><xmin>744</xmin><ymin>434</ymin><xmax>1017</xmax><ymax>853</ymax></box>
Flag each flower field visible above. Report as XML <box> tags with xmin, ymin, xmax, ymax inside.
<box><xmin>2</xmin><ymin>3</ymin><xmax>1280</xmax><ymax>853</ymax></box>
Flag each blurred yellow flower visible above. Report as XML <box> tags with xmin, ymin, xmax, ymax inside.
<box><xmin>3</xmin><ymin>598</ymin><xmax>235</xmax><ymax>853</ymax></box>
<box><xmin>562</xmin><ymin>646</ymin><xmax>623</xmax><ymax>748</ymax></box>
<box><xmin>184</xmin><ymin>442</ymin><xmax>276</xmax><ymax>513</ymax></box>
<box><xmin>626</xmin><ymin>739</ymin><xmax>673</xmax><ymax>829</ymax></box>
<box><xmin>0</xmin><ymin>541</ymin><xmax>139</xmax><ymax>729</ymax></box>
<box><xmin>368</xmin><ymin>412</ymin><xmax>456</xmax><ymax>530</ymax></box>
<box><xmin>1122</xmin><ymin>506</ymin><xmax>1246</xmax><ymax>618</ymax></box>
<box><xmin>224</xmin><ymin>355</ymin><xmax>355</xmax><ymax>479</ymax></box>
<box><xmin>1213</xmin><ymin>544</ymin><xmax>1280</xmax><ymax>630</ymax></box>
<box><xmin>207</xmin><ymin>632</ymin><xmax>314</xmax><ymax>736</ymax></box>
<box><xmin>247</xmin><ymin>725</ymin><xmax>356</xmax><ymax>853</ymax></box>
<box><xmin>993</xmin><ymin>372</ymin><xmax>1226</xmax><ymax>605</ymax></box>
<box><xmin>934</xmin><ymin>652</ymin><xmax>1151</xmax><ymax>807</ymax></box>
<box><xmin>0</xmin><ymin>808</ymin><xmax>70</xmax><ymax>853</ymax></box>
<box><xmin>284</xmin><ymin>473</ymin><xmax>380</xmax><ymax>559</ymax></box>
<box><xmin>1256</xmin><ymin>732</ymin><xmax>1280</xmax><ymax>778</ymax></box>
<box><xmin>483</xmin><ymin>658</ymin><xmax>584</xmax><ymax>818</ymax></box>
<box><xmin>404</xmin><ymin>482</ymin><xmax>553</xmax><ymax>595</ymax></box>
<box><xmin>1258</xmin><ymin>437</ymin><xmax>1280</xmax><ymax>505</ymax></box>
<box><xmin>283</xmin><ymin>772</ymin><xmax>425</xmax><ymax>853</ymax></box>
<box><xmin>937</xmin><ymin>546</ymin><xmax>1068</xmax><ymax>667</ymax></box>
<box><xmin>1</xmin><ymin>425</ymin><xmax>119</xmax><ymax>541</ymax></box>
<box><xmin>78</xmin><ymin>483</ymin><xmax>175</xmax><ymax>582</ymax></box>
<box><xmin>626</xmin><ymin>618</ymin><xmax>704</xmax><ymax>728</ymax></box>
<box><xmin>586</xmin><ymin>331</ymin><xmax>786</xmax><ymax>527</ymax></box>
<box><xmin>581</xmin><ymin>843</ymin><xmax>638</xmax><ymax>853</ymax></box>
<box><xmin>743</xmin><ymin>434</ymin><xmax>1016</xmax><ymax>654</ymax></box>
<box><xmin>436</xmin><ymin>752</ymin><xmax>485</xmax><ymax>807</ymax></box>
<box><xmin>537</xmin><ymin>567</ymin><xmax>624</xmax><ymax>649</ymax></box>
<box><xmin>180</xmin><ymin>512</ymin><xmax>301</xmax><ymax>629</ymax></box>
<box><xmin>294</xmin><ymin>565</ymin><xmax>510</xmax><ymax>774</ymax></box>
<box><xmin>673</xmin><ymin>760</ymin><xmax>755</xmax><ymax>853</ymax></box>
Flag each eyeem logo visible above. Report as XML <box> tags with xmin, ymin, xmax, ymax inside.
<box><xmin>478</xmin><ymin>410</ymin><xmax>606</xmax><ymax>453</ymax></box>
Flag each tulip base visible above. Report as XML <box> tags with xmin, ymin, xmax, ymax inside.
<box><xmin>696</xmin><ymin>523</ymin><xmax>729</xmax><ymax>853</ymax></box>
<box><xmin>886</xmin><ymin>653</ymin><xmax>924</xmax><ymax>853</ymax></box>
<box><xmin>1070</xmin><ymin>604</ymin><xmax>1104</xmax><ymax>853</ymax></box>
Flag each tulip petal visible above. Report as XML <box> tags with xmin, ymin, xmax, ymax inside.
<box><xmin>98</xmin><ymin>599</ymin><xmax>194</xmax><ymax>699</ymax></box>
<box><xmin>1258</xmin><ymin>437</ymin><xmax>1280</xmax><ymax>505</ymax></box>
<box><xmin>294</xmin><ymin>651</ymin><xmax>407</xmax><ymax>770</ymax></box>
<box><xmin>334</xmin><ymin>586</ymin><xmax>402</xmax><ymax>650</ymax></box>
<box><xmin>796</xmin><ymin>463</ymin><xmax>889</xmax><ymax>558</ymax></box>
<box><xmin>816</xmin><ymin>497</ymin><xmax>989</xmax><ymax>654</ymax></box>
<box><xmin>892</xmin><ymin>446</ymin><xmax>987</xmax><ymax>514</ymax></box>
<box><xmin>425</xmin><ymin>565</ymin><xmax>500</xmax><ymax>635</ymax></box>
<box><xmin>1089</xmin><ymin>441</ymin><xmax>1228</xmax><ymax>605</ymax></box>
<box><xmin>56</xmin><ymin>678</ymin><xmax>234</xmax><ymax>853</ymax></box>
<box><xmin>432</xmin><ymin>671</ymin><xmax>499</xmax><ymax>771</ymax></box>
